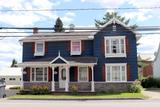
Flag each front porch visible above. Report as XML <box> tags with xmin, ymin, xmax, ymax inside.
<box><xmin>19</xmin><ymin>55</ymin><xmax>97</xmax><ymax>92</ymax></box>
<box><xmin>51</xmin><ymin>65</ymin><xmax>95</xmax><ymax>92</ymax></box>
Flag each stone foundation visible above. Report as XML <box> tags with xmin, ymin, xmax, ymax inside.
<box><xmin>69</xmin><ymin>82</ymin><xmax>91</xmax><ymax>92</ymax></box>
<box><xmin>95</xmin><ymin>82</ymin><xmax>132</xmax><ymax>92</ymax></box>
<box><xmin>23</xmin><ymin>82</ymin><xmax>132</xmax><ymax>92</ymax></box>
<box><xmin>23</xmin><ymin>82</ymin><xmax>51</xmax><ymax>90</ymax></box>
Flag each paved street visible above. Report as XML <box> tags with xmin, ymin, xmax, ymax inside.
<box><xmin>0</xmin><ymin>99</ymin><xmax>160</xmax><ymax>107</ymax></box>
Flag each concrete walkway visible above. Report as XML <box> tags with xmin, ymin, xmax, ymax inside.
<box><xmin>142</xmin><ymin>89</ymin><xmax>160</xmax><ymax>100</ymax></box>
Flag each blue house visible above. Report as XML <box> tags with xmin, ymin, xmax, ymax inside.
<box><xmin>19</xmin><ymin>18</ymin><xmax>140</xmax><ymax>92</ymax></box>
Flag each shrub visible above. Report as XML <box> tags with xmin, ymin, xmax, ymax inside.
<box><xmin>31</xmin><ymin>85</ymin><xmax>50</xmax><ymax>95</ymax></box>
<box><xmin>70</xmin><ymin>84</ymin><xmax>78</xmax><ymax>95</ymax></box>
<box><xmin>141</xmin><ymin>77</ymin><xmax>160</xmax><ymax>88</ymax></box>
<box><xmin>129</xmin><ymin>80</ymin><xmax>142</xmax><ymax>93</ymax></box>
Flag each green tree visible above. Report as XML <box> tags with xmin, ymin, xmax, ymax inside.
<box><xmin>95</xmin><ymin>12</ymin><xmax>136</xmax><ymax>28</ymax></box>
<box><xmin>10</xmin><ymin>59</ymin><xmax>18</xmax><ymax>67</ymax></box>
<box><xmin>54</xmin><ymin>17</ymin><xmax>65</xmax><ymax>32</ymax></box>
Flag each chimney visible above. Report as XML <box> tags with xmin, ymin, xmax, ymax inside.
<box><xmin>33</xmin><ymin>27</ymin><xmax>38</xmax><ymax>34</ymax></box>
<box><xmin>69</xmin><ymin>24</ymin><xmax>75</xmax><ymax>32</ymax></box>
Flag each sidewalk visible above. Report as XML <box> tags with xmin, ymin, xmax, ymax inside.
<box><xmin>142</xmin><ymin>89</ymin><xmax>160</xmax><ymax>100</ymax></box>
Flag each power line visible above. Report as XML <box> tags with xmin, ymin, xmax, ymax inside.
<box><xmin>0</xmin><ymin>6</ymin><xmax>160</xmax><ymax>12</ymax></box>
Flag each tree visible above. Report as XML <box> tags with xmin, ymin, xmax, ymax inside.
<box><xmin>54</xmin><ymin>17</ymin><xmax>65</xmax><ymax>32</ymax></box>
<box><xmin>10</xmin><ymin>59</ymin><xmax>18</xmax><ymax>67</ymax></box>
<box><xmin>95</xmin><ymin>12</ymin><xmax>136</xmax><ymax>28</ymax></box>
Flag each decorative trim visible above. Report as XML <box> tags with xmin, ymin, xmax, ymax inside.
<box><xmin>50</xmin><ymin>51</ymin><xmax>69</xmax><ymax>64</ymax></box>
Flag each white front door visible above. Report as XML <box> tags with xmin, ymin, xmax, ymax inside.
<box><xmin>59</xmin><ymin>67</ymin><xmax>66</xmax><ymax>88</ymax></box>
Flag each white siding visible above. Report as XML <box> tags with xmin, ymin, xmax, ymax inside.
<box><xmin>153</xmin><ymin>44</ymin><xmax>160</xmax><ymax>78</ymax></box>
<box><xmin>0</xmin><ymin>76</ymin><xmax>22</xmax><ymax>85</ymax></box>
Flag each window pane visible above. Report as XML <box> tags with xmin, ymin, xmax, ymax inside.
<box><xmin>106</xmin><ymin>66</ymin><xmax>110</xmax><ymax>81</ymax></box>
<box><xmin>121</xmin><ymin>39</ymin><xmax>125</xmax><ymax>53</ymax></box>
<box><xmin>79</xmin><ymin>67</ymin><xmax>87</xmax><ymax>81</ymax></box>
<box><xmin>36</xmin><ymin>43</ymin><xmax>43</xmax><ymax>53</ymax></box>
<box><xmin>121</xmin><ymin>66</ymin><xmax>126</xmax><ymax>81</ymax></box>
<box><xmin>111</xmin><ymin>39</ymin><xmax>119</xmax><ymax>53</ymax></box>
<box><xmin>106</xmin><ymin>39</ymin><xmax>110</xmax><ymax>53</ymax></box>
<box><xmin>72</xmin><ymin>41</ymin><xmax>80</xmax><ymax>52</ymax></box>
<box><xmin>44</xmin><ymin>68</ymin><xmax>47</xmax><ymax>81</ymax></box>
<box><xmin>61</xmin><ymin>68</ymin><xmax>66</xmax><ymax>80</ymax></box>
<box><xmin>36</xmin><ymin>68</ymin><xmax>43</xmax><ymax>81</ymax></box>
<box><xmin>112</xmin><ymin>66</ymin><xmax>120</xmax><ymax>81</ymax></box>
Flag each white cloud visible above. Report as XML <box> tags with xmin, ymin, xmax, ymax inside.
<box><xmin>0</xmin><ymin>29</ymin><xmax>28</xmax><ymax>68</ymax></box>
<box><xmin>138</xmin><ymin>34</ymin><xmax>160</xmax><ymax>54</ymax></box>
<box><xmin>0</xmin><ymin>0</ymin><xmax>59</xmax><ymax>26</ymax></box>
<box><xmin>61</xmin><ymin>12</ymin><xmax>76</xmax><ymax>24</ymax></box>
<box><xmin>81</xmin><ymin>0</ymin><xmax>127</xmax><ymax>8</ymax></box>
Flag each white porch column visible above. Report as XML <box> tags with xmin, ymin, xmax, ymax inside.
<box><xmin>51</xmin><ymin>67</ymin><xmax>55</xmax><ymax>91</ymax></box>
<box><xmin>91</xmin><ymin>66</ymin><xmax>95</xmax><ymax>92</ymax></box>
<box><xmin>65</xmin><ymin>66</ymin><xmax>69</xmax><ymax>92</ymax></box>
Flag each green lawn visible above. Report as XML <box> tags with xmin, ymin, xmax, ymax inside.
<box><xmin>9</xmin><ymin>93</ymin><xmax>146</xmax><ymax>100</ymax></box>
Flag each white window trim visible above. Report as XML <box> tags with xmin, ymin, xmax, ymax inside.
<box><xmin>105</xmin><ymin>63</ymin><xmax>127</xmax><ymax>82</ymax></box>
<box><xmin>104</xmin><ymin>36</ymin><xmax>126</xmax><ymax>58</ymax></box>
<box><xmin>78</xmin><ymin>66</ymin><xmax>88</xmax><ymax>82</ymax></box>
<box><xmin>70</xmin><ymin>40</ymin><xmax>82</xmax><ymax>55</ymax></box>
<box><xmin>34</xmin><ymin>41</ymin><xmax>45</xmax><ymax>56</ymax></box>
<box><xmin>30</xmin><ymin>67</ymin><xmax>48</xmax><ymax>82</ymax></box>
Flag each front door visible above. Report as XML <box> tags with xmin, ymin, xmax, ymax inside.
<box><xmin>59</xmin><ymin>67</ymin><xmax>66</xmax><ymax>88</ymax></box>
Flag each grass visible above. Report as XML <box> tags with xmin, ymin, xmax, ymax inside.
<box><xmin>8</xmin><ymin>93</ymin><xmax>146</xmax><ymax>100</ymax></box>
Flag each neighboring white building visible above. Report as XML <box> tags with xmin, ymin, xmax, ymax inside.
<box><xmin>0</xmin><ymin>68</ymin><xmax>22</xmax><ymax>86</ymax></box>
<box><xmin>153</xmin><ymin>43</ymin><xmax>160</xmax><ymax>79</ymax></box>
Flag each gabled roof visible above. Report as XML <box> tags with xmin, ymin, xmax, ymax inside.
<box><xmin>50</xmin><ymin>52</ymin><xmax>69</xmax><ymax>64</ymax></box>
<box><xmin>102</xmin><ymin>17</ymin><xmax>128</xmax><ymax>28</ymax></box>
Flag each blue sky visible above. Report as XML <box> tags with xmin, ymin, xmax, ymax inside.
<box><xmin>0</xmin><ymin>0</ymin><xmax>160</xmax><ymax>69</ymax></box>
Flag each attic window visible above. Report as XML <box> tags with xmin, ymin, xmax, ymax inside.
<box><xmin>112</xmin><ymin>25</ymin><xmax>116</xmax><ymax>31</ymax></box>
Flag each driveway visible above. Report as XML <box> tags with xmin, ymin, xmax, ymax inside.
<box><xmin>5</xmin><ymin>85</ymin><xmax>20</xmax><ymax>97</ymax></box>
<box><xmin>142</xmin><ymin>89</ymin><xmax>160</xmax><ymax>99</ymax></box>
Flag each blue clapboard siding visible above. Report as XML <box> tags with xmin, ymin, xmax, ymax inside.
<box><xmin>22</xmin><ymin>23</ymin><xmax>138</xmax><ymax>82</ymax></box>
<box><xmin>93</xmin><ymin>23</ymin><xmax>138</xmax><ymax>81</ymax></box>
<box><xmin>23</xmin><ymin>40</ymin><xmax>93</xmax><ymax>62</ymax></box>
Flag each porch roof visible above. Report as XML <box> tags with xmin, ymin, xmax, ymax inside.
<box><xmin>18</xmin><ymin>57</ymin><xmax>97</xmax><ymax>67</ymax></box>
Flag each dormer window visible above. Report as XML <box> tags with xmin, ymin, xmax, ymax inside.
<box><xmin>71</xmin><ymin>40</ymin><xmax>81</xmax><ymax>55</ymax></box>
<box><xmin>34</xmin><ymin>41</ymin><xmax>45</xmax><ymax>56</ymax></box>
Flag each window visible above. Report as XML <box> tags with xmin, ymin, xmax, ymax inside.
<box><xmin>61</xmin><ymin>68</ymin><xmax>66</xmax><ymax>80</ymax></box>
<box><xmin>105</xmin><ymin>64</ymin><xmax>127</xmax><ymax>82</ymax></box>
<box><xmin>9</xmin><ymin>78</ymin><xmax>16</xmax><ymax>81</ymax></box>
<box><xmin>71</xmin><ymin>40</ymin><xmax>81</xmax><ymax>55</ymax></box>
<box><xmin>105</xmin><ymin>36</ymin><xmax>126</xmax><ymax>57</ymax></box>
<box><xmin>31</xmin><ymin>67</ymin><xmax>48</xmax><ymax>82</ymax></box>
<box><xmin>34</xmin><ymin>42</ymin><xmax>45</xmax><ymax>56</ymax></box>
<box><xmin>78</xmin><ymin>67</ymin><xmax>88</xmax><ymax>82</ymax></box>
